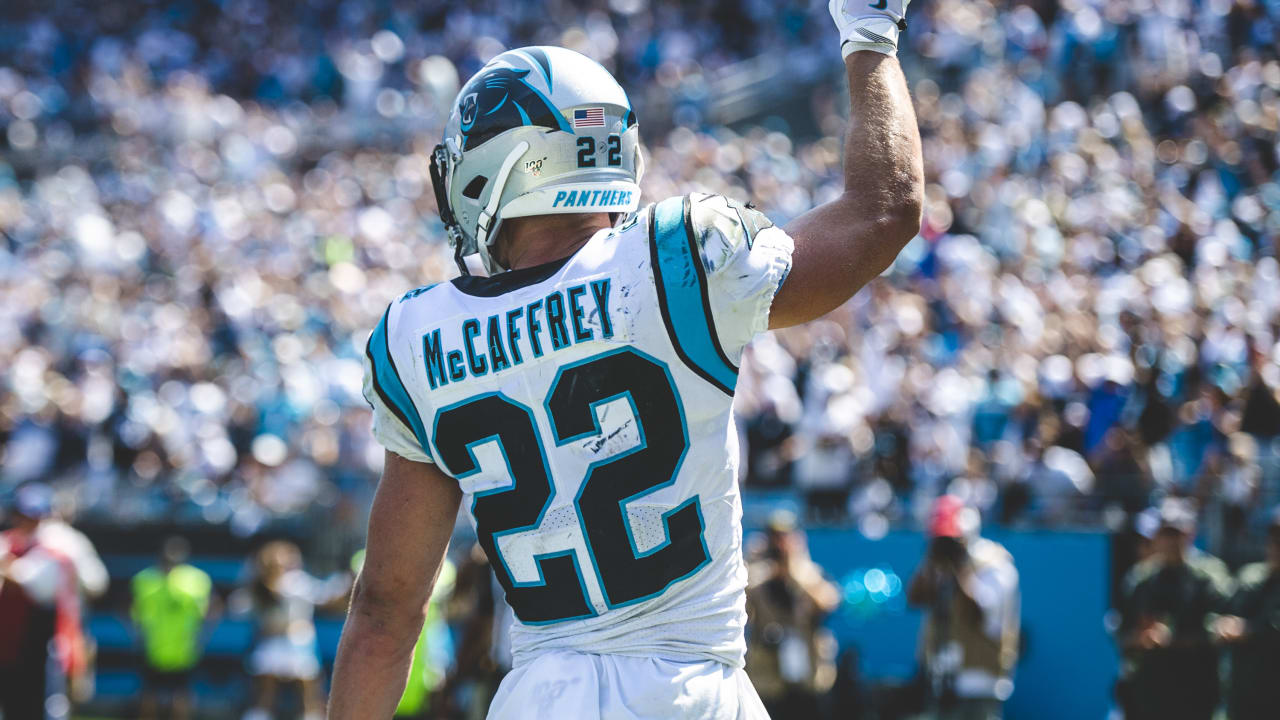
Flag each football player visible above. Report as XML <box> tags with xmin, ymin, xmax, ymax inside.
<box><xmin>330</xmin><ymin>1</ymin><xmax>922</xmax><ymax>717</ymax></box>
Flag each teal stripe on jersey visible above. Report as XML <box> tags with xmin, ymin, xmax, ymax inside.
<box><xmin>650</xmin><ymin>196</ymin><xmax>737</xmax><ymax>395</ymax></box>
<box><xmin>367</xmin><ymin>307</ymin><xmax>432</xmax><ymax>456</ymax></box>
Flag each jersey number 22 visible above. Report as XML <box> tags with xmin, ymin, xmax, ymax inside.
<box><xmin>432</xmin><ymin>348</ymin><xmax>711</xmax><ymax>624</ymax></box>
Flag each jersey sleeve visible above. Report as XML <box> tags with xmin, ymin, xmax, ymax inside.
<box><xmin>648</xmin><ymin>194</ymin><xmax>793</xmax><ymax>394</ymax></box>
<box><xmin>362</xmin><ymin>304</ymin><xmax>435</xmax><ymax>465</ymax></box>
<box><xmin>687</xmin><ymin>193</ymin><xmax>793</xmax><ymax>360</ymax></box>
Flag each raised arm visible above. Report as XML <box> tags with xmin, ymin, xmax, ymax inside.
<box><xmin>328</xmin><ymin>451</ymin><xmax>462</xmax><ymax>719</ymax></box>
<box><xmin>769</xmin><ymin>0</ymin><xmax>924</xmax><ymax>329</ymax></box>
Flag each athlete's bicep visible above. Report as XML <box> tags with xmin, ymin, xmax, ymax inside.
<box><xmin>770</xmin><ymin>200</ymin><xmax>887</xmax><ymax>329</ymax></box>
<box><xmin>358</xmin><ymin>451</ymin><xmax>462</xmax><ymax>616</ymax></box>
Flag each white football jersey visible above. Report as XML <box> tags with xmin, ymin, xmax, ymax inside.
<box><xmin>362</xmin><ymin>193</ymin><xmax>793</xmax><ymax>669</ymax></box>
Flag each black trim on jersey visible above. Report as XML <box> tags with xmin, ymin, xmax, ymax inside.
<box><xmin>681</xmin><ymin>195</ymin><xmax>740</xmax><ymax>374</ymax></box>
<box><xmin>649</xmin><ymin>204</ymin><xmax>734</xmax><ymax>396</ymax></box>
<box><xmin>451</xmin><ymin>255</ymin><xmax>572</xmax><ymax>297</ymax></box>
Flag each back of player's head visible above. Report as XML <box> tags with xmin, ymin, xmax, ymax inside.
<box><xmin>431</xmin><ymin>46</ymin><xmax>642</xmax><ymax>275</ymax></box>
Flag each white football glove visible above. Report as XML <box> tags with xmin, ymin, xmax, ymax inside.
<box><xmin>829</xmin><ymin>0</ymin><xmax>912</xmax><ymax>58</ymax></box>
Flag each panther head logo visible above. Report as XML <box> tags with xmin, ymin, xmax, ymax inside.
<box><xmin>457</xmin><ymin>67</ymin><xmax>568</xmax><ymax>150</ymax></box>
<box><xmin>460</xmin><ymin>93</ymin><xmax>478</xmax><ymax>127</ymax></box>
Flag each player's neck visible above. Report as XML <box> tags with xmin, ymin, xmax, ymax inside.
<box><xmin>497</xmin><ymin>213</ymin><xmax>614</xmax><ymax>271</ymax></box>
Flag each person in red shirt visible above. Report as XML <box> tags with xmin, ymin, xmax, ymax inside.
<box><xmin>1</xmin><ymin>483</ymin><xmax>72</xmax><ymax>719</ymax></box>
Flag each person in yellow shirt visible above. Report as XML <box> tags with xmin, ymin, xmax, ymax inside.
<box><xmin>131</xmin><ymin>537</ymin><xmax>213</xmax><ymax>720</ymax></box>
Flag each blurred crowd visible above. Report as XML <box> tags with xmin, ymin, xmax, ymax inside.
<box><xmin>732</xmin><ymin>0</ymin><xmax>1280</xmax><ymax>561</ymax></box>
<box><xmin>2</xmin><ymin>0</ymin><xmax>1279</xmax><ymax>553</ymax></box>
<box><xmin>2</xmin><ymin>0</ymin><xmax>1279</xmax><ymax>556</ymax></box>
<box><xmin>2</xmin><ymin>0</ymin><xmax>1280</xmax><ymax>710</ymax></box>
<box><xmin>0</xmin><ymin>0</ymin><xmax>841</xmax><ymax>541</ymax></box>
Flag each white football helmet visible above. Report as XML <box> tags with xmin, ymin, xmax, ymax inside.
<box><xmin>430</xmin><ymin>46</ymin><xmax>643</xmax><ymax>275</ymax></box>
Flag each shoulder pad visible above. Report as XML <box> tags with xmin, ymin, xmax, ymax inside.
<box><xmin>688</xmin><ymin>193</ymin><xmax>775</xmax><ymax>253</ymax></box>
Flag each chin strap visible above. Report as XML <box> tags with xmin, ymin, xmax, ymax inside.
<box><xmin>452</xmin><ymin>240</ymin><xmax>469</xmax><ymax>276</ymax></box>
<box><xmin>431</xmin><ymin>144</ymin><xmax>474</xmax><ymax>276</ymax></box>
<box><xmin>473</xmin><ymin>140</ymin><xmax>531</xmax><ymax>274</ymax></box>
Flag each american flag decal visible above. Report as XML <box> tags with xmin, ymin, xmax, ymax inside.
<box><xmin>573</xmin><ymin>107</ymin><xmax>606</xmax><ymax>128</ymax></box>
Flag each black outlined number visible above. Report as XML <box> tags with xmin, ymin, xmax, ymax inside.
<box><xmin>579</xmin><ymin>135</ymin><xmax>623</xmax><ymax>168</ymax></box>
<box><xmin>607</xmin><ymin>135</ymin><xmax>622</xmax><ymax>166</ymax></box>
<box><xmin>434</xmin><ymin>350</ymin><xmax>710</xmax><ymax>622</ymax></box>
<box><xmin>577</xmin><ymin>136</ymin><xmax>596</xmax><ymax>167</ymax></box>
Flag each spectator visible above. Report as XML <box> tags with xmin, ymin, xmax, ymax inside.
<box><xmin>907</xmin><ymin>495</ymin><xmax>1020</xmax><ymax>720</ymax></box>
<box><xmin>36</xmin><ymin>504</ymin><xmax>108</xmax><ymax>600</ymax></box>
<box><xmin>744</xmin><ymin>510</ymin><xmax>841</xmax><ymax>719</ymax></box>
<box><xmin>1200</xmin><ymin>432</ymin><xmax>1264</xmax><ymax>568</ymax></box>
<box><xmin>1117</xmin><ymin>498</ymin><xmax>1233</xmax><ymax>720</ymax></box>
<box><xmin>0</xmin><ymin>483</ymin><xmax>74</xmax><ymax>720</ymax></box>
<box><xmin>232</xmin><ymin>540</ymin><xmax>349</xmax><ymax>720</ymax></box>
<box><xmin>131</xmin><ymin>536</ymin><xmax>213</xmax><ymax>720</ymax></box>
<box><xmin>1239</xmin><ymin>343</ymin><xmax>1280</xmax><ymax>441</ymax></box>
<box><xmin>793</xmin><ymin>429</ymin><xmax>857</xmax><ymax>523</ymax></box>
<box><xmin>1214</xmin><ymin>508</ymin><xmax>1280</xmax><ymax>720</ymax></box>
<box><xmin>1018</xmin><ymin>441</ymin><xmax>1093</xmax><ymax>526</ymax></box>
<box><xmin>37</xmin><ymin>498</ymin><xmax>108</xmax><ymax>704</ymax></box>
